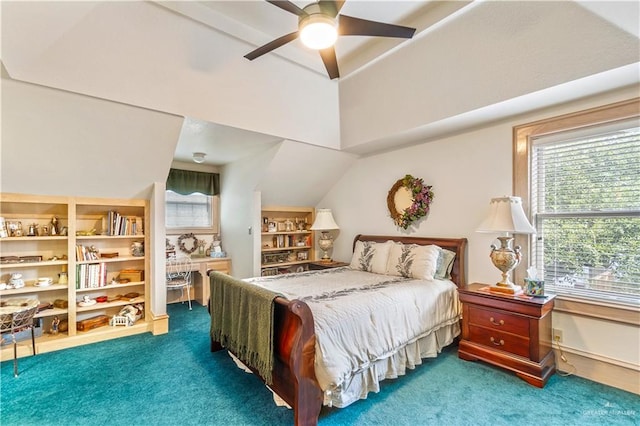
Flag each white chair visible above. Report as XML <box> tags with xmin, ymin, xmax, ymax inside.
<box><xmin>166</xmin><ymin>256</ymin><xmax>193</xmax><ymax>310</ymax></box>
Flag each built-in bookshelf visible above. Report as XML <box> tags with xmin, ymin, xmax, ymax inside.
<box><xmin>0</xmin><ymin>193</ymin><xmax>151</xmax><ymax>361</ymax></box>
<box><xmin>260</xmin><ymin>206</ymin><xmax>315</xmax><ymax>276</ymax></box>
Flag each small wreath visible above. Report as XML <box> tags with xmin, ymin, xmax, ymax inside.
<box><xmin>387</xmin><ymin>175</ymin><xmax>434</xmax><ymax>229</ymax></box>
<box><xmin>177</xmin><ymin>233</ymin><xmax>198</xmax><ymax>254</ymax></box>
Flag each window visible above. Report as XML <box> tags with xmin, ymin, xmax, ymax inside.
<box><xmin>165</xmin><ymin>191</ymin><xmax>219</xmax><ymax>231</ymax></box>
<box><xmin>514</xmin><ymin>98</ymin><xmax>640</xmax><ymax>307</ymax></box>
<box><xmin>165</xmin><ymin>168</ymin><xmax>220</xmax><ymax>233</ymax></box>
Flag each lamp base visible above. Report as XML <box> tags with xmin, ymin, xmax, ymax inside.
<box><xmin>318</xmin><ymin>231</ymin><xmax>334</xmax><ymax>264</ymax></box>
<box><xmin>489</xmin><ymin>284</ymin><xmax>523</xmax><ymax>295</ymax></box>
<box><xmin>488</xmin><ymin>236</ymin><xmax>523</xmax><ymax>295</ymax></box>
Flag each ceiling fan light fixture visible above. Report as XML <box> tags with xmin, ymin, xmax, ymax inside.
<box><xmin>299</xmin><ymin>14</ymin><xmax>337</xmax><ymax>50</ymax></box>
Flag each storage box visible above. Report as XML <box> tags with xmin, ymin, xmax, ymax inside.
<box><xmin>119</xmin><ymin>269</ymin><xmax>144</xmax><ymax>282</ymax></box>
<box><xmin>77</xmin><ymin>315</ymin><xmax>109</xmax><ymax>331</ymax></box>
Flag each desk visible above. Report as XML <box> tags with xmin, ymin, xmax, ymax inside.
<box><xmin>166</xmin><ymin>257</ymin><xmax>231</xmax><ymax>307</ymax></box>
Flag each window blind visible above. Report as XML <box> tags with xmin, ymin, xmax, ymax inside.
<box><xmin>530</xmin><ymin>119</ymin><xmax>640</xmax><ymax>305</ymax></box>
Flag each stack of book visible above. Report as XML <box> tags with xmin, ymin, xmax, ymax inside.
<box><xmin>106</xmin><ymin>211</ymin><xmax>144</xmax><ymax>236</ymax></box>
<box><xmin>76</xmin><ymin>263</ymin><xmax>107</xmax><ymax>289</ymax></box>
<box><xmin>76</xmin><ymin>244</ymin><xmax>99</xmax><ymax>261</ymax></box>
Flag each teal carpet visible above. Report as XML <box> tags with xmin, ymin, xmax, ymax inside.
<box><xmin>2</xmin><ymin>304</ymin><xmax>638</xmax><ymax>425</ymax></box>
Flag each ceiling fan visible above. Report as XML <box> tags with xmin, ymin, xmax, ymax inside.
<box><xmin>244</xmin><ymin>0</ymin><xmax>417</xmax><ymax>80</ymax></box>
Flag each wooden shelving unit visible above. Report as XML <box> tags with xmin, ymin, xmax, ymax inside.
<box><xmin>260</xmin><ymin>206</ymin><xmax>315</xmax><ymax>276</ymax></box>
<box><xmin>0</xmin><ymin>193</ymin><xmax>151</xmax><ymax>361</ymax></box>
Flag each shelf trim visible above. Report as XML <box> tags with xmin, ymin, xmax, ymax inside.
<box><xmin>35</xmin><ymin>307</ymin><xmax>68</xmax><ymax>319</ymax></box>
<box><xmin>262</xmin><ymin>231</ymin><xmax>311</xmax><ymax>235</ymax></box>
<box><xmin>76</xmin><ymin>296</ymin><xmax>145</xmax><ymax>312</ymax></box>
<box><xmin>76</xmin><ymin>235</ymin><xmax>145</xmax><ymax>240</ymax></box>
<box><xmin>0</xmin><ymin>283</ymin><xmax>68</xmax><ymax>295</ymax></box>
<box><xmin>0</xmin><ymin>260</ymin><xmax>68</xmax><ymax>269</ymax></box>
<box><xmin>76</xmin><ymin>256</ymin><xmax>144</xmax><ymax>264</ymax></box>
<box><xmin>76</xmin><ymin>281</ymin><xmax>144</xmax><ymax>292</ymax></box>
<box><xmin>262</xmin><ymin>246</ymin><xmax>311</xmax><ymax>252</ymax></box>
<box><xmin>0</xmin><ymin>236</ymin><xmax>68</xmax><ymax>242</ymax></box>
<box><xmin>261</xmin><ymin>260</ymin><xmax>313</xmax><ymax>268</ymax></box>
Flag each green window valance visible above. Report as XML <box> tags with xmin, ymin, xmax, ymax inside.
<box><xmin>166</xmin><ymin>168</ymin><xmax>220</xmax><ymax>196</ymax></box>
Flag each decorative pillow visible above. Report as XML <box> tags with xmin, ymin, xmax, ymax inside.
<box><xmin>349</xmin><ymin>240</ymin><xmax>392</xmax><ymax>274</ymax></box>
<box><xmin>435</xmin><ymin>248</ymin><xmax>457</xmax><ymax>280</ymax></box>
<box><xmin>386</xmin><ymin>242</ymin><xmax>439</xmax><ymax>280</ymax></box>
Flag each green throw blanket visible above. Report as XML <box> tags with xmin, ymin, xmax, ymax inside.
<box><xmin>209</xmin><ymin>272</ymin><xmax>281</xmax><ymax>385</ymax></box>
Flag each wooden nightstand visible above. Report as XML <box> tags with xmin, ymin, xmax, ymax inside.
<box><xmin>458</xmin><ymin>283</ymin><xmax>556</xmax><ymax>388</ymax></box>
<box><xmin>307</xmin><ymin>261</ymin><xmax>349</xmax><ymax>270</ymax></box>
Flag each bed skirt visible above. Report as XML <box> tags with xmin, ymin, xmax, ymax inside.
<box><xmin>325</xmin><ymin>319</ymin><xmax>460</xmax><ymax>408</ymax></box>
<box><xmin>229</xmin><ymin>319</ymin><xmax>461</xmax><ymax>410</ymax></box>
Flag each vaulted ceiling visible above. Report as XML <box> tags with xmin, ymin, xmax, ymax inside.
<box><xmin>2</xmin><ymin>1</ymin><xmax>639</xmax><ymax>165</ymax></box>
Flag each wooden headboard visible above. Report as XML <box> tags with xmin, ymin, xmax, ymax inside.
<box><xmin>353</xmin><ymin>234</ymin><xmax>468</xmax><ymax>288</ymax></box>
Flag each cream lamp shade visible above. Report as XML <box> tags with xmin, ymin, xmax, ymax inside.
<box><xmin>477</xmin><ymin>196</ymin><xmax>535</xmax><ymax>294</ymax></box>
<box><xmin>310</xmin><ymin>209</ymin><xmax>339</xmax><ymax>262</ymax></box>
<box><xmin>477</xmin><ymin>196</ymin><xmax>536</xmax><ymax>235</ymax></box>
<box><xmin>310</xmin><ymin>209</ymin><xmax>339</xmax><ymax>231</ymax></box>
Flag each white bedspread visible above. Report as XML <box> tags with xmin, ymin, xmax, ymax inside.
<box><xmin>246</xmin><ymin>267</ymin><xmax>461</xmax><ymax>408</ymax></box>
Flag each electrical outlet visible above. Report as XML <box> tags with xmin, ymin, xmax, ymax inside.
<box><xmin>553</xmin><ymin>328</ymin><xmax>563</xmax><ymax>343</ymax></box>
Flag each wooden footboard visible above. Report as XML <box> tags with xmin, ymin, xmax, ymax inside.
<box><xmin>210</xmin><ymin>295</ymin><xmax>323</xmax><ymax>426</ymax></box>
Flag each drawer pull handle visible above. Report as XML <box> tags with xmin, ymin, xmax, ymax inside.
<box><xmin>490</xmin><ymin>337</ymin><xmax>505</xmax><ymax>346</ymax></box>
<box><xmin>489</xmin><ymin>317</ymin><xmax>504</xmax><ymax>326</ymax></box>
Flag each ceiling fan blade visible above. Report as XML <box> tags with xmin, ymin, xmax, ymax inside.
<box><xmin>244</xmin><ymin>31</ymin><xmax>300</xmax><ymax>61</ymax></box>
<box><xmin>338</xmin><ymin>14</ymin><xmax>416</xmax><ymax>39</ymax></box>
<box><xmin>319</xmin><ymin>47</ymin><xmax>340</xmax><ymax>80</ymax></box>
<box><xmin>318</xmin><ymin>1</ymin><xmax>346</xmax><ymax>17</ymax></box>
<box><xmin>266</xmin><ymin>1</ymin><xmax>308</xmax><ymax>17</ymax></box>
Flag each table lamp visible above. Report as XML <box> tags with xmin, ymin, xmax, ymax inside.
<box><xmin>477</xmin><ymin>196</ymin><xmax>535</xmax><ymax>295</ymax></box>
<box><xmin>310</xmin><ymin>209</ymin><xmax>339</xmax><ymax>262</ymax></box>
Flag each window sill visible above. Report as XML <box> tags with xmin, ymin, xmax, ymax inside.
<box><xmin>553</xmin><ymin>295</ymin><xmax>640</xmax><ymax>326</ymax></box>
<box><xmin>166</xmin><ymin>228</ymin><xmax>216</xmax><ymax>236</ymax></box>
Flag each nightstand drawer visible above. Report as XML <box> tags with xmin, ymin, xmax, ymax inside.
<box><xmin>468</xmin><ymin>306</ymin><xmax>529</xmax><ymax>337</ymax></box>
<box><xmin>468</xmin><ymin>325</ymin><xmax>530</xmax><ymax>358</ymax></box>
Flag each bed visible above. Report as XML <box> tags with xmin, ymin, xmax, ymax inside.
<box><xmin>209</xmin><ymin>234</ymin><xmax>467</xmax><ymax>425</ymax></box>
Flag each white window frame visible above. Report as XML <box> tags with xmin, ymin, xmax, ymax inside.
<box><xmin>513</xmin><ymin>98</ymin><xmax>640</xmax><ymax>324</ymax></box>
<box><xmin>165</xmin><ymin>190</ymin><xmax>220</xmax><ymax>236</ymax></box>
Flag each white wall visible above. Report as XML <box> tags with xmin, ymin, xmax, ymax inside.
<box><xmin>319</xmin><ymin>85</ymin><xmax>640</xmax><ymax>368</ymax></box>
<box><xmin>1</xmin><ymin>78</ymin><xmax>182</xmax><ymax>198</ymax></box>
<box><xmin>338</xmin><ymin>1</ymin><xmax>640</xmax><ymax>151</ymax></box>
<box><xmin>259</xmin><ymin>140</ymin><xmax>358</xmax><ymax>207</ymax></box>
<box><xmin>2</xmin><ymin>1</ymin><xmax>341</xmax><ymax>150</ymax></box>
<box><xmin>221</xmin><ymin>144</ymin><xmax>280</xmax><ymax>278</ymax></box>
<box><xmin>150</xmin><ymin>182</ymin><xmax>167</xmax><ymax>317</ymax></box>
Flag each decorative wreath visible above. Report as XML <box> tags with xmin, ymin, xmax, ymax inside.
<box><xmin>387</xmin><ymin>174</ymin><xmax>434</xmax><ymax>230</ymax></box>
<box><xmin>177</xmin><ymin>233</ymin><xmax>198</xmax><ymax>254</ymax></box>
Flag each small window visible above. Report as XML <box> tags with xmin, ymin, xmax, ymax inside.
<box><xmin>165</xmin><ymin>190</ymin><xmax>219</xmax><ymax>233</ymax></box>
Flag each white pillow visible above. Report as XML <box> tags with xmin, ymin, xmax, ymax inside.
<box><xmin>349</xmin><ymin>240</ymin><xmax>392</xmax><ymax>274</ymax></box>
<box><xmin>386</xmin><ymin>242</ymin><xmax>439</xmax><ymax>280</ymax></box>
